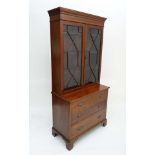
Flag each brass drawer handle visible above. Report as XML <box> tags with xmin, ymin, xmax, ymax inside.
<box><xmin>98</xmin><ymin>104</ymin><xmax>101</xmax><ymax>108</ymax></box>
<box><xmin>97</xmin><ymin>114</ymin><xmax>102</xmax><ymax>119</ymax></box>
<box><xmin>77</xmin><ymin>125</ymin><xmax>84</xmax><ymax>131</ymax></box>
<box><xmin>78</xmin><ymin>103</ymin><xmax>83</xmax><ymax>107</ymax></box>
<box><xmin>77</xmin><ymin>114</ymin><xmax>80</xmax><ymax>118</ymax></box>
<box><xmin>99</xmin><ymin>94</ymin><xmax>103</xmax><ymax>99</ymax></box>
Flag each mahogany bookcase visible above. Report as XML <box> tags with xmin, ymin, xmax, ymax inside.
<box><xmin>48</xmin><ymin>7</ymin><xmax>109</xmax><ymax>150</ymax></box>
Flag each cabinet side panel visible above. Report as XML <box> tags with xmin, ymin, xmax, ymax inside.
<box><xmin>52</xmin><ymin>94</ymin><xmax>69</xmax><ymax>139</ymax></box>
<box><xmin>50</xmin><ymin>21</ymin><xmax>62</xmax><ymax>94</ymax></box>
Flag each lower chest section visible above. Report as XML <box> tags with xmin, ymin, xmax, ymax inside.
<box><xmin>69</xmin><ymin>89</ymin><xmax>108</xmax><ymax>138</ymax></box>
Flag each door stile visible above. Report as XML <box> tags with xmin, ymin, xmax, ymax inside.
<box><xmin>81</xmin><ymin>24</ymin><xmax>87</xmax><ymax>86</ymax></box>
<box><xmin>98</xmin><ymin>27</ymin><xmax>104</xmax><ymax>83</ymax></box>
<box><xmin>60</xmin><ymin>20</ymin><xmax>64</xmax><ymax>92</ymax></box>
<box><xmin>82</xmin><ymin>24</ymin><xmax>88</xmax><ymax>85</ymax></box>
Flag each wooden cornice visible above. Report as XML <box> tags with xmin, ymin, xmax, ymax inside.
<box><xmin>48</xmin><ymin>7</ymin><xmax>107</xmax><ymax>26</ymax></box>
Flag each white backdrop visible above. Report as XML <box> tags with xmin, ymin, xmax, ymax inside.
<box><xmin>30</xmin><ymin>0</ymin><xmax>125</xmax><ymax>154</ymax></box>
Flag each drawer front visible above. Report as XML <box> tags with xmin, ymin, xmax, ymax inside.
<box><xmin>71</xmin><ymin>90</ymin><xmax>108</xmax><ymax>124</ymax></box>
<box><xmin>71</xmin><ymin>110</ymin><xmax>106</xmax><ymax>138</ymax></box>
<box><xmin>71</xmin><ymin>89</ymin><xmax>108</xmax><ymax>110</ymax></box>
<box><xmin>71</xmin><ymin>100</ymin><xmax>106</xmax><ymax>125</ymax></box>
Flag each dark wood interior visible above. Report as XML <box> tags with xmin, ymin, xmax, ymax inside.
<box><xmin>48</xmin><ymin>7</ymin><xmax>109</xmax><ymax>150</ymax></box>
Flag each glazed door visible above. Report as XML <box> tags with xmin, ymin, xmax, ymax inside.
<box><xmin>85</xmin><ymin>26</ymin><xmax>103</xmax><ymax>84</ymax></box>
<box><xmin>63</xmin><ymin>24</ymin><xmax>83</xmax><ymax>90</ymax></box>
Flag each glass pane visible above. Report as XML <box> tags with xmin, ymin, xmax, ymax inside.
<box><xmin>85</xmin><ymin>27</ymin><xmax>102</xmax><ymax>84</ymax></box>
<box><xmin>63</xmin><ymin>25</ymin><xmax>83</xmax><ymax>90</ymax></box>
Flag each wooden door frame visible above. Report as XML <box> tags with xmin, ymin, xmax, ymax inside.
<box><xmin>61</xmin><ymin>20</ymin><xmax>86</xmax><ymax>94</ymax></box>
<box><xmin>83</xmin><ymin>25</ymin><xmax>104</xmax><ymax>85</ymax></box>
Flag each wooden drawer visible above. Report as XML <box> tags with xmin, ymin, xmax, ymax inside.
<box><xmin>71</xmin><ymin>89</ymin><xmax>108</xmax><ymax>109</ymax></box>
<box><xmin>71</xmin><ymin>90</ymin><xmax>108</xmax><ymax>124</ymax></box>
<box><xmin>71</xmin><ymin>100</ymin><xmax>106</xmax><ymax>125</ymax></box>
<box><xmin>70</xmin><ymin>110</ymin><xmax>106</xmax><ymax>138</ymax></box>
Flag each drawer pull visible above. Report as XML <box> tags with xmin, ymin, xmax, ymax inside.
<box><xmin>77</xmin><ymin>125</ymin><xmax>84</xmax><ymax>131</ymax></box>
<box><xmin>97</xmin><ymin>114</ymin><xmax>102</xmax><ymax>119</ymax></box>
<box><xmin>99</xmin><ymin>94</ymin><xmax>103</xmax><ymax>99</ymax></box>
<box><xmin>77</xmin><ymin>114</ymin><xmax>80</xmax><ymax>118</ymax></box>
<box><xmin>78</xmin><ymin>103</ymin><xmax>83</xmax><ymax>107</ymax></box>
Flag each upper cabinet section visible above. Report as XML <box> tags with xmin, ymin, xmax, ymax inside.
<box><xmin>48</xmin><ymin>7</ymin><xmax>107</xmax><ymax>27</ymax></box>
<box><xmin>48</xmin><ymin>7</ymin><xmax>106</xmax><ymax>94</ymax></box>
